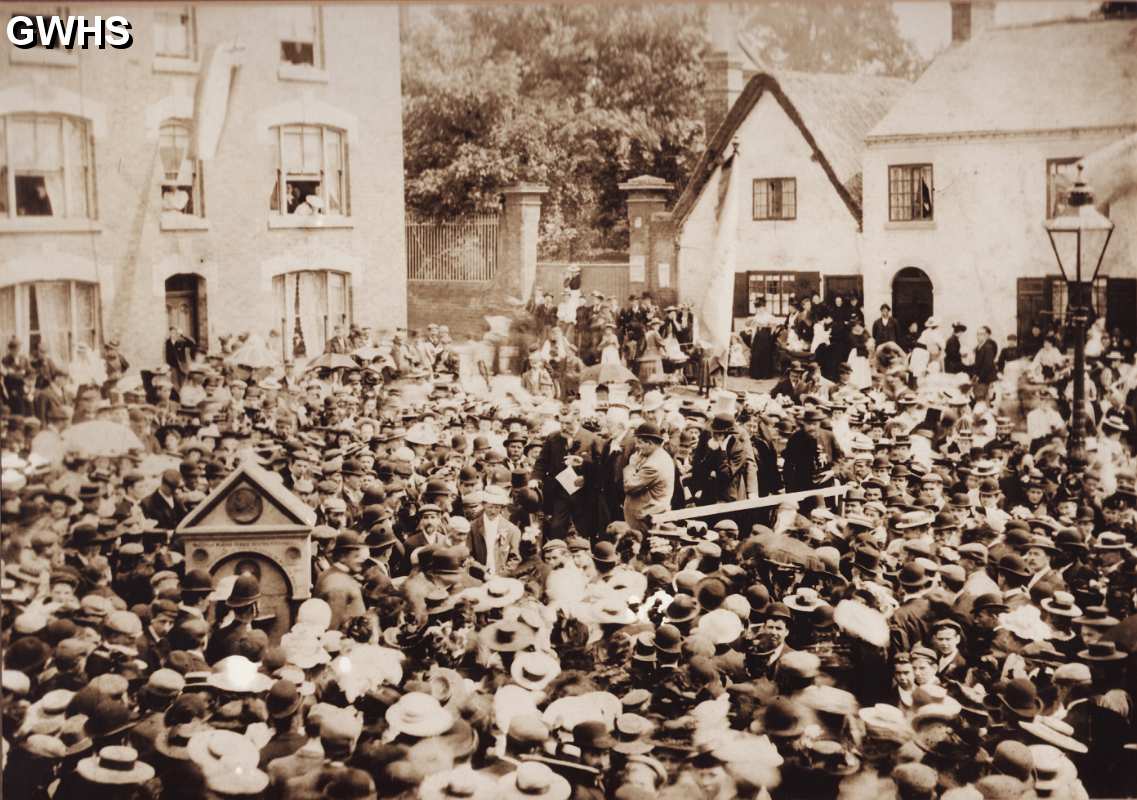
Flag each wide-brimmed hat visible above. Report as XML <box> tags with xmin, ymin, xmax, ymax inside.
<box><xmin>589</xmin><ymin>595</ymin><xmax>636</xmax><ymax>626</ymax></box>
<box><xmin>1040</xmin><ymin>591</ymin><xmax>1082</xmax><ymax>618</ymax></box>
<box><xmin>155</xmin><ymin>721</ymin><xmax>209</xmax><ymax>761</ymax></box>
<box><xmin>784</xmin><ymin>587</ymin><xmax>824</xmax><ymax>613</ymax></box>
<box><xmin>696</xmin><ymin>608</ymin><xmax>743</xmax><ymax>645</ymax></box>
<box><xmin>511</xmin><ymin>651</ymin><xmax>561</xmax><ymax>691</ymax></box>
<box><xmin>471</xmin><ymin>577</ymin><xmax>525</xmax><ymax>611</ymax></box>
<box><xmin>1079</xmin><ymin>640</ymin><xmax>1127</xmax><ymax>662</ymax></box>
<box><xmin>664</xmin><ymin>595</ymin><xmax>699</xmax><ymax>624</ymax></box>
<box><xmin>999</xmin><ymin>678</ymin><xmax>1042</xmax><ymax>719</ymax></box>
<box><xmin>807</xmin><ymin>739</ymin><xmax>861</xmax><ymax>776</ymax></box>
<box><xmin>419</xmin><ymin>766</ymin><xmax>499</xmax><ymax>800</ymax></box>
<box><xmin>385</xmin><ymin>692</ymin><xmax>454</xmax><ymax>738</ymax></box>
<box><xmin>186</xmin><ymin>729</ymin><xmax>260</xmax><ymax>772</ymax></box>
<box><xmin>1073</xmin><ymin>606</ymin><xmax>1120</xmax><ymax>628</ymax></box>
<box><xmin>498</xmin><ymin>762</ymin><xmax>571</xmax><ymax>800</ymax></box>
<box><xmin>1018</xmin><ymin>717</ymin><xmax>1088</xmax><ymax>754</ymax></box>
<box><xmin>76</xmin><ymin>746</ymin><xmax>154</xmax><ymax>785</ymax></box>
<box><xmin>207</xmin><ymin>656</ymin><xmax>273</xmax><ymax>694</ymax></box>
<box><xmin>480</xmin><ymin>620</ymin><xmax>536</xmax><ymax>652</ymax></box>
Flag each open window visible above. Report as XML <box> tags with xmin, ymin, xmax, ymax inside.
<box><xmin>273</xmin><ymin>270</ymin><xmax>351</xmax><ymax>361</ymax></box>
<box><xmin>279</xmin><ymin>5</ymin><xmax>321</xmax><ymax>67</ymax></box>
<box><xmin>1</xmin><ymin>113</ymin><xmax>95</xmax><ymax>220</ymax></box>
<box><xmin>0</xmin><ymin>280</ymin><xmax>99</xmax><ymax>363</ymax></box>
<box><xmin>159</xmin><ymin>119</ymin><xmax>203</xmax><ymax>217</ymax></box>
<box><xmin>270</xmin><ymin>124</ymin><xmax>347</xmax><ymax>217</ymax></box>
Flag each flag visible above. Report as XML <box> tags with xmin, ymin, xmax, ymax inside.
<box><xmin>697</xmin><ymin>155</ymin><xmax>739</xmax><ymax>360</ymax></box>
<box><xmin>192</xmin><ymin>43</ymin><xmax>243</xmax><ymax>160</ymax></box>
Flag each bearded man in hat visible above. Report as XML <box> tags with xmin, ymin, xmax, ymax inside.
<box><xmin>692</xmin><ymin>412</ymin><xmax>757</xmax><ymax>504</ymax></box>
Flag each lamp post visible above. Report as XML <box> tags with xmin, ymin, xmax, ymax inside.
<box><xmin>1043</xmin><ymin>165</ymin><xmax>1114</xmax><ymax>462</ymax></box>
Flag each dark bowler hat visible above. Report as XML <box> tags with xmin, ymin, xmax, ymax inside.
<box><xmin>710</xmin><ymin>413</ymin><xmax>735</xmax><ymax>433</ymax></box>
<box><xmin>181</xmin><ymin>568</ymin><xmax>214</xmax><ymax>596</ymax></box>
<box><xmin>226</xmin><ymin>574</ymin><xmax>261</xmax><ymax>608</ymax></box>
<box><xmin>634</xmin><ymin>422</ymin><xmax>665</xmax><ymax>443</ymax></box>
<box><xmin>266</xmin><ymin>679</ymin><xmax>302</xmax><ymax>718</ymax></box>
<box><xmin>999</xmin><ymin>678</ymin><xmax>1042</xmax><ymax>719</ymax></box>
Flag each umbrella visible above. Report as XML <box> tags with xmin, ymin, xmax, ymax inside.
<box><xmin>306</xmin><ymin>353</ymin><xmax>358</xmax><ymax>371</ymax></box>
<box><xmin>62</xmin><ymin>421</ymin><xmax>143</xmax><ymax>457</ymax></box>
<box><xmin>138</xmin><ymin>453</ymin><xmax>181</xmax><ymax>478</ymax></box>
<box><xmin>748</xmin><ymin>529</ymin><xmax>818</xmax><ymax>570</ymax></box>
<box><xmin>227</xmin><ymin>334</ymin><xmax>279</xmax><ymax>369</ymax></box>
<box><xmin>114</xmin><ymin>373</ymin><xmax>145</xmax><ymax>394</ymax></box>
<box><xmin>30</xmin><ymin>430</ymin><xmax>64</xmax><ymax>466</ymax></box>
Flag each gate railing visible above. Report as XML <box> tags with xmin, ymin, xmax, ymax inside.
<box><xmin>406</xmin><ymin>215</ymin><xmax>499</xmax><ymax>282</ymax></box>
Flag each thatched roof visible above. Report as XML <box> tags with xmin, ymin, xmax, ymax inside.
<box><xmin>869</xmin><ymin>18</ymin><xmax>1137</xmax><ymax>140</ymax></box>
<box><xmin>673</xmin><ymin>70</ymin><xmax>908</xmax><ymax>229</ymax></box>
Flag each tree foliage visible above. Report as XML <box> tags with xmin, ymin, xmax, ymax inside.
<box><xmin>400</xmin><ymin>3</ymin><xmax>923</xmax><ymax>258</ymax></box>
<box><xmin>735</xmin><ymin>1</ymin><xmax>924</xmax><ymax>79</ymax></box>
<box><xmin>401</xmin><ymin>5</ymin><xmax>707</xmax><ymax>258</ymax></box>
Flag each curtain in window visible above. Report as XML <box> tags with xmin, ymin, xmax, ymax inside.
<box><xmin>0</xmin><ymin>286</ymin><xmax>16</xmax><ymax>345</ymax></box>
<box><xmin>283</xmin><ymin>272</ymin><xmax>298</xmax><ymax>361</ymax></box>
<box><xmin>324</xmin><ymin>130</ymin><xmax>342</xmax><ymax>212</ymax></box>
<box><xmin>32</xmin><ymin>282</ymin><xmax>70</xmax><ymax>361</ymax></box>
<box><xmin>297</xmin><ymin>271</ymin><xmax>326</xmax><ymax>359</ymax></box>
<box><xmin>12</xmin><ymin>117</ymin><xmax>64</xmax><ymax>216</ymax></box>
<box><xmin>64</xmin><ymin>118</ymin><xmax>88</xmax><ymax>218</ymax></box>
<box><xmin>156</xmin><ymin>9</ymin><xmax>191</xmax><ymax>58</ymax></box>
<box><xmin>74</xmin><ymin>284</ymin><xmax>97</xmax><ymax>349</ymax></box>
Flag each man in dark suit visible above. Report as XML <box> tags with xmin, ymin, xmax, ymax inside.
<box><xmin>692</xmin><ymin>414</ymin><xmax>756</xmax><ymax>503</ymax></box>
<box><xmin>531</xmin><ymin>402</ymin><xmax>599</xmax><ymax>539</ymax></box>
<box><xmin>871</xmin><ymin>304</ymin><xmax>900</xmax><ymax>347</ymax></box>
<box><xmin>164</xmin><ymin>326</ymin><xmax>196</xmax><ymax>387</ymax></box>
<box><xmin>971</xmin><ymin>325</ymin><xmax>999</xmax><ymax>403</ymax></box>
<box><xmin>782</xmin><ymin>408</ymin><xmax>842</xmax><ymax>510</ymax></box>
<box><xmin>141</xmin><ymin>469</ymin><xmax>189</xmax><ymax>532</ymax></box>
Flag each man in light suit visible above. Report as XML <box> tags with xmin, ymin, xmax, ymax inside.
<box><xmin>622</xmin><ymin>422</ymin><xmax>675</xmax><ymax>533</ymax></box>
<box><xmin>467</xmin><ymin>485</ymin><xmax>521</xmax><ymax>576</ymax></box>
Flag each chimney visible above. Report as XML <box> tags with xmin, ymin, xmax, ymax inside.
<box><xmin>704</xmin><ymin>3</ymin><xmax>743</xmax><ymax>140</ymax></box>
<box><xmin>951</xmin><ymin>1</ymin><xmax>995</xmax><ymax>43</ymax></box>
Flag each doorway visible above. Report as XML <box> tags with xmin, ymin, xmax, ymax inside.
<box><xmin>165</xmin><ymin>273</ymin><xmax>207</xmax><ymax>347</ymax></box>
<box><xmin>891</xmin><ymin>267</ymin><xmax>933</xmax><ymax>332</ymax></box>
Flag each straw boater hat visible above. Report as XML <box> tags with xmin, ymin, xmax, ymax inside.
<box><xmin>385</xmin><ymin>692</ymin><xmax>455</xmax><ymax>738</ymax></box>
<box><xmin>76</xmin><ymin>745</ymin><xmax>154</xmax><ymax>785</ymax></box>
<box><xmin>470</xmin><ymin>577</ymin><xmax>525</xmax><ymax>612</ymax></box>
<box><xmin>510</xmin><ymin>651</ymin><xmax>562</xmax><ymax>692</ymax></box>
<box><xmin>498</xmin><ymin>761</ymin><xmax>571</xmax><ymax>800</ymax></box>
<box><xmin>419</xmin><ymin>766</ymin><xmax>499</xmax><ymax>800</ymax></box>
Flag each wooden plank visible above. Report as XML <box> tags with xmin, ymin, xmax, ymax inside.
<box><xmin>650</xmin><ymin>483</ymin><xmax>850</xmax><ymax>524</ymax></box>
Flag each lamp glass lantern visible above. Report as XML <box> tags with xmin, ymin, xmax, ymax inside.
<box><xmin>1043</xmin><ymin>166</ymin><xmax>1114</xmax><ymax>303</ymax></box>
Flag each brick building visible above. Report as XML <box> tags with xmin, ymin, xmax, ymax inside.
<box><xmin>0</xmin><ymin>4</ymin><xmax>407</xmax><ymax>369</ymax></box>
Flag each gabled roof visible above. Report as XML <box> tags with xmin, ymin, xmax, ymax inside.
<box><xmin>673</xmin><ymin>70</ymin><xmax>908</xmax><ymax>229</ymax></box>
<box><xmin>177</xmin><ymin>461</ymin><xmax>316</xmax><ymax>531</ymax></box>
<box><xmin>869</xmin><ymin>18</ymin><xmax>1137</xmax><ymax>140</ymax></box>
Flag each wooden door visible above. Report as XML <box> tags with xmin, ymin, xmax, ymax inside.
<box><xmin>1016</xmin><ymin>278</ymin><xmax>1050</xmax><ymax>343</ymax></box>
<box><xmin>166</xmin><ymin>290</ymin><xmax>197</xmax><ymax>338</ymax></box>
<box><xmin>892</xmin><ymin>267</ymin><xmax>933</xmax><ymax>330</ymax></box>
<box><xmin>1107</xmin><ymin>277</ymin><xmax>1136</xmax><ymax>344</ymax></box>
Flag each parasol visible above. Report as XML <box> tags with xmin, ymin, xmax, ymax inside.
<box><xmin>306</xmin><ymin>353</ymin><xmax>359</xmax><ymax>371</ymax></box>
<box><xmin>114</xmin><ymin>373</ymin><xmax>145</xmax><ymax>394</ymax></box>
<box><xmin>352</xmin><ymin>345</ymin><xmax>389</xmax><ymax>361</ymax></box>
<box><xmin>62</xmin><ymin>421</ymin><xmax>143</xmax><ymax>457</ymax></box>
<box><xmin>30</xmin><ymin>430</ymin><xmax>64</xmax><ymax>466</ymax></box>
<box><xmin>138</xmin><ymin>453</ymin><xmax>182</xmax><ymax>478</ymax></box>
<box><xmin>227</xmin><ymin>334</ymin><xmax>280</xmax><ymax>369</ymax></box>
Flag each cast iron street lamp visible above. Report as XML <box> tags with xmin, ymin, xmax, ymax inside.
<box><xmin>1043</xmin><ymin>165</ymin><xmax>1114</xmax><ymax>462</ymax></box>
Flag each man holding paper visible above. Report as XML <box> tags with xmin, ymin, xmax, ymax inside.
<box><xmin>531</xmin><ymin>401</ymin><xmax>600</xmax><ymax>539</ymax></box>
<box><xmin>622</xmin><ymin>422</ymin><xmax>676</xmax><ymax>533</ymax></box>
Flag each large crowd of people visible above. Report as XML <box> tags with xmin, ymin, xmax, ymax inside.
<box><xmin>1</xmin><ymin>284</ymin><xmax>1136</xmax><ymax>800</ymax></box>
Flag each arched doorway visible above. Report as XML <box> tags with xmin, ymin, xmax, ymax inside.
<box><xmin>892</xmin><ymin>267</ymin><xmax>934</xmax><ymax>332</ymax></box>
<box><xmin>212</xmin><ymin>552</ymin><xmax>293</xmax><ymax>643</ymax></box>
<box><xmin>164</xmin><ymin>273</ymin><xmax>207</xmax><ymax>346</ymax></box>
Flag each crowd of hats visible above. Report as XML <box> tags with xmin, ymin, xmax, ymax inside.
<box><xmin>1</xmin><ymin>318</ymin><xmax>1137</xmax><ymax>800</ymax></box>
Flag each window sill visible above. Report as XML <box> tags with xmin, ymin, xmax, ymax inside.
<box><xmin>752</xmin><ymin>217</ymin><xmax>797</xmax><ymax>223</ymax></box>
<box><xmin>9</xmin><ymin>49</ymin><xmax>78</xmax><ymax>68</ymax></box>
<box><xmin>0</xmin><ymin>218</ymin><xmax>101</xmax><ymax>234</ymax></box>
<box><xmin>161</xmin><ymin>212</ymin><xmax>210</xmax><ymax>231</ymax></box>
<box><xmin>153</xmin><ymin>56</ymin><xmax>200</xmax><ymax>75</ymax></box>
<box><xmin>277</xmin><ymin>64</ymin><xmax>329</xmax><ymax>83</ymax></box>
<box><xmin>267</xmin><ymin>214</ymin><xmax>352</xmax><ymax>230</ymax></box>
<box><xmin>884</xmin><ymin>221</ymin><xmax>937</xmax><ymax>231</ymax></box>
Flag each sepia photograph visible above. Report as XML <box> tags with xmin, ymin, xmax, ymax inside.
<box><xmin>1</xmin><ymin>0</ymin><xmax>1136</xmax><ymax>797</ymax></box>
